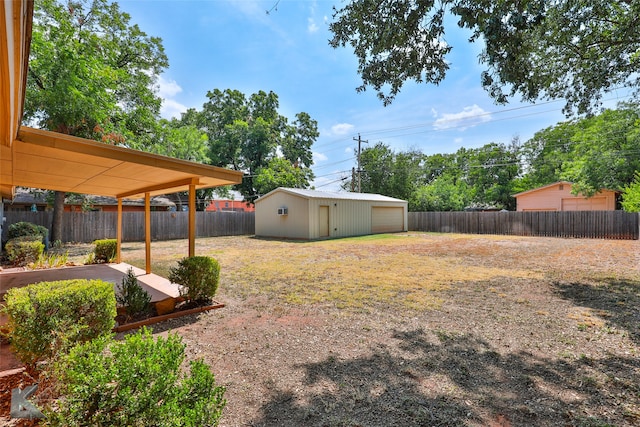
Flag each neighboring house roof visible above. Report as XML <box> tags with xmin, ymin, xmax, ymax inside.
<box><xmin>205</xmin><ymin>200</ymin><xmax>255</xmax><ymax>211</ymax></box>
<box><xmin>512</xmin><ymin>181</ymin><xmax>574</xmax><ymax>197</ymax></box>
<box><xmin>3</xmin><ymin>189</ymin><xmax>175</xmax><ymax>208</ymax></box>
<box><xmin>256</xmin><ymin>187</ymin><xmax>407</xmax><ymax>203</ymax></box>
<box><xmin>512</xmin><ymin>181</ymin><xmax>620</xmax><ymax>198</ymax></box>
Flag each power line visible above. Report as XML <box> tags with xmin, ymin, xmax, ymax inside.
<box><xmin>311</xmin><ymin>91</ymin><xmax>635</xmax><ymax>151</ymax></box>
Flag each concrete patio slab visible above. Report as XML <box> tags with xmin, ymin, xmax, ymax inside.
<box><xmin>0</xmin><ymin>263</ymin><xmax>180</xmax><ymax>302</ymax></box>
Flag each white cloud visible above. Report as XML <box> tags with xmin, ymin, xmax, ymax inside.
<box><xmin>160</xmin><ymin>99</ymin><xmax>188</xmax><ymax>120</ymax></box>
<box><xmin>157</xmin><ymin>75</ymin><xmax>183</xmax><ymax>98</ymax></box>
<box><xmin>308</xmin><ymin>18</ymin><xmax>319</xmax><ymax>33</ymax></box>
<box><xmin>313</xmin><ymin>151</ymin><xmax>328</xmax><ymax>162</ymax></box>
<box><xmin>156</xmin><ymin>75</ymin><xmax>187</xmax><ymax>119</ymax></box>
<box><xmin>331</xmin><ymin>123</ymin><xmax>354</xmax><ymax>136</ymax></box>
<box><xmin>454</xmin><ymin>137</ymin><xmax>463</xmax><ymax>145</ymax></box>
<box><xmin>433</xmin><ymin>104</ymin><xmax>492</xmax><ymax>131</ymax></box>
<box><xmin>344</xmin><ymin>147</ymin><xmax>353</xmax><ymax>154</ymax></box>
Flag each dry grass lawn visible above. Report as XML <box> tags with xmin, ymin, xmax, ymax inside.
<box><xmin>62</xmin><ymin>233</ymin><xmax>639</xmax><ymax>426</ymax></box>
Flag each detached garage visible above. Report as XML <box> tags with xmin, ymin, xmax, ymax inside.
<box><xmin>255</xmin><ymin>188</ymin><xmax>408</xmax><ymax>240</ymax></box>
<box><xmin>513</xmin><ymin>181</ymin><xmax>618</xmax><ymax>211</ymax></box>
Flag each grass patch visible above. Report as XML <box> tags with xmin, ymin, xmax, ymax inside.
<box><xmin>118</xmin><ymin>234</ymin><xmax>542</xmax><ymax>311</ymax></box>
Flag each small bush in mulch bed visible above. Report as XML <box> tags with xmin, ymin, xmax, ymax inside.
<box><xmin>45</xmin><ymin>328</ymin><xmax>226</xmax><ymax>427</ymax></box>
<box><xmin>2</xmin><ymin>279</ymin><xmax>116</xmax><ymax>365</ymax></box>
<box><xmin>116</xmin><ymin>267</ymin><xmax>152</xmax><ymax>320</ymax></box>
<box><xmin>169</xmin><ymin>256</ymin><xmax>220</xmax><ymax>305</ymax></box>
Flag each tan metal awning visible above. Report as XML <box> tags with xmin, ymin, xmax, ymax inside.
<box><xmin>3</xmin><ymin>127</ymin><xmax>243</xmax><ymax>198</ymax></box>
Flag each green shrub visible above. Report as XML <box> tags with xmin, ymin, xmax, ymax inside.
<box><xmin>5</xmin><ymin>236</ymin><xmax>45</xmax><ymax>266</ymax></box>
<box><xmin>169</xmin><ymin>256</ymin><xmax>220</xmax><ymax>303</ymax></box>
<box><xmin>47</xmin><ymin>328</ymin><xmax>226</xmax><ymax>427</ymax></box>
<box><xmin>93</xmin><ymin>239</ymin><xmax>117</xmax><ymax>263</ymax></box>
<box><xmin>116</xmin><ymin>267</ymin><xmax>151</xmax><ymax>317</ymax></box>
<box><xmin>2</xmin><ymin>279</ymin><xmax>116</xmax><ymax>365</ymax></box>
<box><xmin>7</xmin><ymin>221</ymin><xmax>49</xmax><ymax>242</ymax></box>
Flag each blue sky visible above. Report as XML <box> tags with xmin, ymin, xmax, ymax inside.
<box><xmin>120</xmin><ymin>0</ymin><xmax>630</xmax><ymax>192</ymax></box>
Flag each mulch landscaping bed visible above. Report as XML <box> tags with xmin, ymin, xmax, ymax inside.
<box><xmin>0</xmin><ymin>370</ymin><xmax>41</xmax><ymax>427</ymax></box>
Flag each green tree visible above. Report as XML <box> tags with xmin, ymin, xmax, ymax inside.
<box><xmin>466</xmin><ymin>141</ymin><xmax>521</xmax><ymax>210</ymax></box>
<box><xmin>192</xmin><ymin>89</ymin><xmax>318</xmax><ymax>202</ymax></box>
<box><xmin>621</xmin><ymin>171</ymin><xmax>640</xmax><ymax>212</ymax></box>
<box><xmin>357</xmin><ymin>142</ymin><xmax>395</xmax><ymax>194</ymax></box>
<box><xmin>24</xmin><ymin>0</ymin><xmax>168</xmax><ymax>241</ymax></box>
<box><xmin>329</xmin><ymin>0</ymin><xmax>640</xmax><ymax>114</ymax></box>
<box><xmin>422</xmin><ymin>153</ymin><xmax>456</xmax><ymax>184</ymax></box>
<box><xmin>521</xmin><ymin>104</ymin><xmax>640</xmax><ymax>196</ymax></box>
<box><xmin>389</xmin><ymin>149</ymin><xmax>424</xmax><ymax>201</ymax></box>
<box><xmin>150</xmin><ymin>119</ymin><xmax>212</xmax><ymax>210</ymax></box>
<box><xmin>561</xmin><ymin>107</ymin><xmax>640</xmax><ymax>196</ymax></box>
<box><xmin>150</xmin><ymin>119</ymin><xmax>209</xmax><ymax>163</ymax></box>
<box><xmin>520</xmin><ymin>121</ymin><xmax>578</xmax><ymax>188</ymax></box>
<box><xmin>254</xmin><ymin>158</ymin><xmax>310</xmax><ymax>195</ymax></box>
<box><xmin>410</xmin><ymin>176</ymin><xmax>473</xmax><ymax>212</ymax></box>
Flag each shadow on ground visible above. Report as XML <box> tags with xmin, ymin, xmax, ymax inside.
<box><xmin>251</xmin><ymin>328</ymin><xmax>639</xmax><ymax>426</ymax></box>
<box><xmin>555</xmin><ymin>278</ymin><xmax>640</xmax><ymax>345</ymax></box>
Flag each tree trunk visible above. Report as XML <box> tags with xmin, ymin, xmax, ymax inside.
<box><xmin>50</xmin><ymin>191</ymin><xmax>66</xmax><ymax>243</ymax></box>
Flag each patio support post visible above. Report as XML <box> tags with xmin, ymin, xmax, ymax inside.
<box><xmin>188</xmin><ymin>183</ymin><xmax>196</xmax><ymax>257</ymax></box>
<box><xmin>145</xmin><ymin>192</ymin><xmax>151</xmax><ymax>274</ymax></box>
<box><xmin>116</xmin><ymin>198</ymin><xmax>122</xmax><ymax>263</ymax></box>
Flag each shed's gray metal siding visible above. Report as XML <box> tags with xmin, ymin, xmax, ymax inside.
<box><xmin>255</xmin><ymin>188</ymin><xmax>408</xmax><ymax>240</ymax></box>
<box><xmin>255</xmin><ymin>191</ymin><xmax>309</xmax><ymax>239</ymax></box>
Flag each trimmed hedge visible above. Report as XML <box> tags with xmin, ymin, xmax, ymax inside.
<box><xmin>47</xmin><ymin>328</ymin><xmax>226</xmax><ymax>427</ymax></box>
<box><xmin>2</xmin><ymin>279</ymin><xmax>116</xmax><ymax>365</ymax></box>
<box><xmin>94</xmin><ymin>239</ymin><xmax>117</xmax><ymax>263</ymax></box>
<box><xmin>5</xmin><ymin>236</ymin><xmax>45</xmax><ymax>266</ymax></box>
<box><xmin>169</xmin><ymin>256</ymin><xmax>220</xmax><ymax>303</ymax></box>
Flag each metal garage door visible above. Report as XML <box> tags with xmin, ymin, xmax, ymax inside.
<box><xmin>561</xmin><ymin>197</ymin><xmax>607</xmax><ymax>211</ymax></box>
<box><xmin>371</xmin><ymin>207</ymin><xmax>404</xmax><ymax>233</ymax></box>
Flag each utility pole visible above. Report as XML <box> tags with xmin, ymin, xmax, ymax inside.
<box><xmin>353</xmin><ymin>134</ymin><xmax>368</xmax><ymax>192</ymax></box>
<box><xmin>351</xmin><ymin>167</ymin><xmax>356</xmax><ymax>192</ymax></box>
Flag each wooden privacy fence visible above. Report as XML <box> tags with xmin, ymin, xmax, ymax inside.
<box><xmin>2</xmin><ymin>211</ymin><xmax>255</xmax><ymax>243</ymax></box>
<box><xmin>409</xmin><ymin>211</ymin><xmax>639</xmax><ymax>240</ymax></box>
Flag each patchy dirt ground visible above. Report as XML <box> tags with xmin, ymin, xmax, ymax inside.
<box><xmin>3</xmin><ymin>233</ymin><xmax>640</xmax><ymax>426</ymax></box>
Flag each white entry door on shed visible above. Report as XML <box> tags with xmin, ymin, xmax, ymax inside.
<box><xmin>371</xmin><ymin>206</ymin><xmax>404</xmax><ymax>233</ymax></box>
<box><xmin>318</xmin><ymin>205</ymin><xmax>330</xmax><ymax>237</ymax></box>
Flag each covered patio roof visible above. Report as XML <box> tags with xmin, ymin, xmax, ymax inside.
<box><xmin>3</xmin><ymin>127</ymin><xmax>243</xmax><ymax>199</ymax></box>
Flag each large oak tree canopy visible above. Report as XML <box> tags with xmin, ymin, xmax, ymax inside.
<box><xmin>329</xmin><ymin>0</ymin><xmax>640</xmax><ymax>114</ymax></box>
